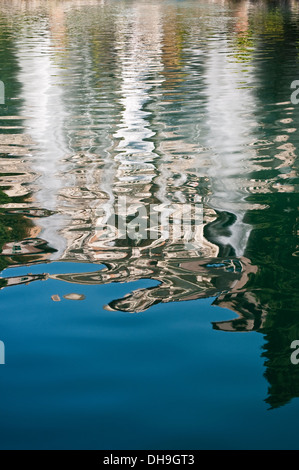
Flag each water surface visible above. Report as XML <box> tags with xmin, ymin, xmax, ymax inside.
<box><xmin>0</xmin><ymin>0</ymin><xmax>298</xmax><ymax>450</ymax></box>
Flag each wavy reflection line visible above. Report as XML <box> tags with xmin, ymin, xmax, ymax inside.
<box><xmin>204</xmin><ymin>29</ymin><xmax>257</xmax><ymax>256</ymax></box>
<box><xmin>16</xmin><ymin>24</ymin><xmax>70</xmax><ymax>258</ymax></box>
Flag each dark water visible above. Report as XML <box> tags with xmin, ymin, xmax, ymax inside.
<box><xmin>0</xmin><ymin>0</ymin><xmax>298</xmax><ymax>450</ymax></box>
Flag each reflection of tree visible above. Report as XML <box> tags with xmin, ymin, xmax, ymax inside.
<box><xmin>0</xmin><ymin>22</ymin><xmax>31</xmax><ymax>271</ymax></box>
<box><xmin>197</xmin><ymin>0</ymin><xmax>299</xmax><ymax>409</ymax></box>
<box><xmin>0</xmin><ymin>16</ymin><xmax>22</xmax><ymax>118</ymax></box>
<box><xmin>242</xmin><ymin>191</ymin><xmax>299</xmax><ymax>409</ymax></box>
<box><xmin>239</xmin><ymin>1</ymin><xmax>299</xmax><ymax>409</ymax></box>
<box><xmin>0</xmin><ymin>189</ymin><xmax>57</xmax><ymax>271</ymax></box>
<box><xmin>231</xmin><ymin>0</ymin><xmax>254</xmax><ymax>63</ymax></box>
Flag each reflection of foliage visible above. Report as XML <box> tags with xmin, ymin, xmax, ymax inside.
<box><xmin>231</xmin><ymin>31</ymin><xmax>254</xmax><ymax>63</ymax></box>
<box><xmin>230</xmin><ymin>4</ymin><xmax>286</xmax><ymax>64</ymax></box>
<box><xmin>0</xmin><ymin>18</ymin><xmax>23</xmax><ymax>117</ymax></box>
<box><xmin>263</xmin><ymin>10</ymin><xmax>284</xmax><ymax>38</ymax></box>
<box><xmin>0</xmin><ymin>19</ymin><xmax>29</xmax><ymax>273</ymax></box>
<box><xmin>251</xmin><ymin>9</ymin><xmax>284</xmax><ymax>39</ymax></box>
<box><xmin>0</xmin><ymin>188</ymin><xmax>33</xmax><ymax>272</ymax></box>
<box><xmin>243</xmin><ymin>192</ymin><xmax>299</xmax><ymax>409</ymax></box>
<box><xmin>261</xmin><ymin>303</ymin><xmax>299</xmax><ymax>409</ymax></box>
<box><xmin>230</xmin><ymin>1</ymin><xmax>299</xmax><ymax>408</ymax></box>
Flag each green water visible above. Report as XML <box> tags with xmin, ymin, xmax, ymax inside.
<box><xmin>0</xmin><ymin>0</ymin><xmax>298</xmax><ymax>449</ymax></box>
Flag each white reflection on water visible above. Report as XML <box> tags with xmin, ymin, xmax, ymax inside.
<box><xmin>8</xmin><ymin>0</ymin><xmax>264</xmax><ymax>260</ymax></box>
<box><xmin>16</xmin><ymin>24</ymin><xmax>69</xmax><ymax>258</ymax></box>
<box><xmin>204</xmin><ymin>32</ymin><xmax>257</xmax><ymax>256</ymax></box>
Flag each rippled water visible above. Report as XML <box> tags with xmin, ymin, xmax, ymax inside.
<box><xmin>0</xmin><ymin>0</ymin><xmax>298</xmax><ymax>449</ymax></box>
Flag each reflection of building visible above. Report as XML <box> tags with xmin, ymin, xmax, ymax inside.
<box><xmin>0</xmin><ymin>142</ymin><xmax>37</xmax><ymax>199</ymax></box>
<box><xmin>0</xmin><ymin>0</ymin><xmax>263</xmax><ymax>327</ymax></box>
<box><xmin>49</xmin><ymin>255</ymin><xmax>259</xmax><ymax>317</ymax></box>
<box><xmin>0</xmin><ymin>238</ymin><xmax>56</xmax><ymax>256</ymax></box>
<box><xmin>0</xmin><ymin>272</ymin><xmax>48</xmax><ymax>289</ymax></box>
<box><xmin>212</xmin><ymin>291</ymin><xmax>268</xmax><ymax>332</ymax></box>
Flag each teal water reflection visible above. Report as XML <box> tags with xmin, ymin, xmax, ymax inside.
<box><xmin>0</xmin><ymin>0</ymin><xmax>298</xmax><ymax>449</ymax></box>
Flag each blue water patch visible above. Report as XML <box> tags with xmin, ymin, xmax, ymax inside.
<box><xmin>0</xmin><ymin>0</ymin><xmax>298</xmax><ymax>451</ymax></box>
<box><xmin>0</xmin><ymin>276</ymin><xmax>298</xmax><ymax>450</ymax></box>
